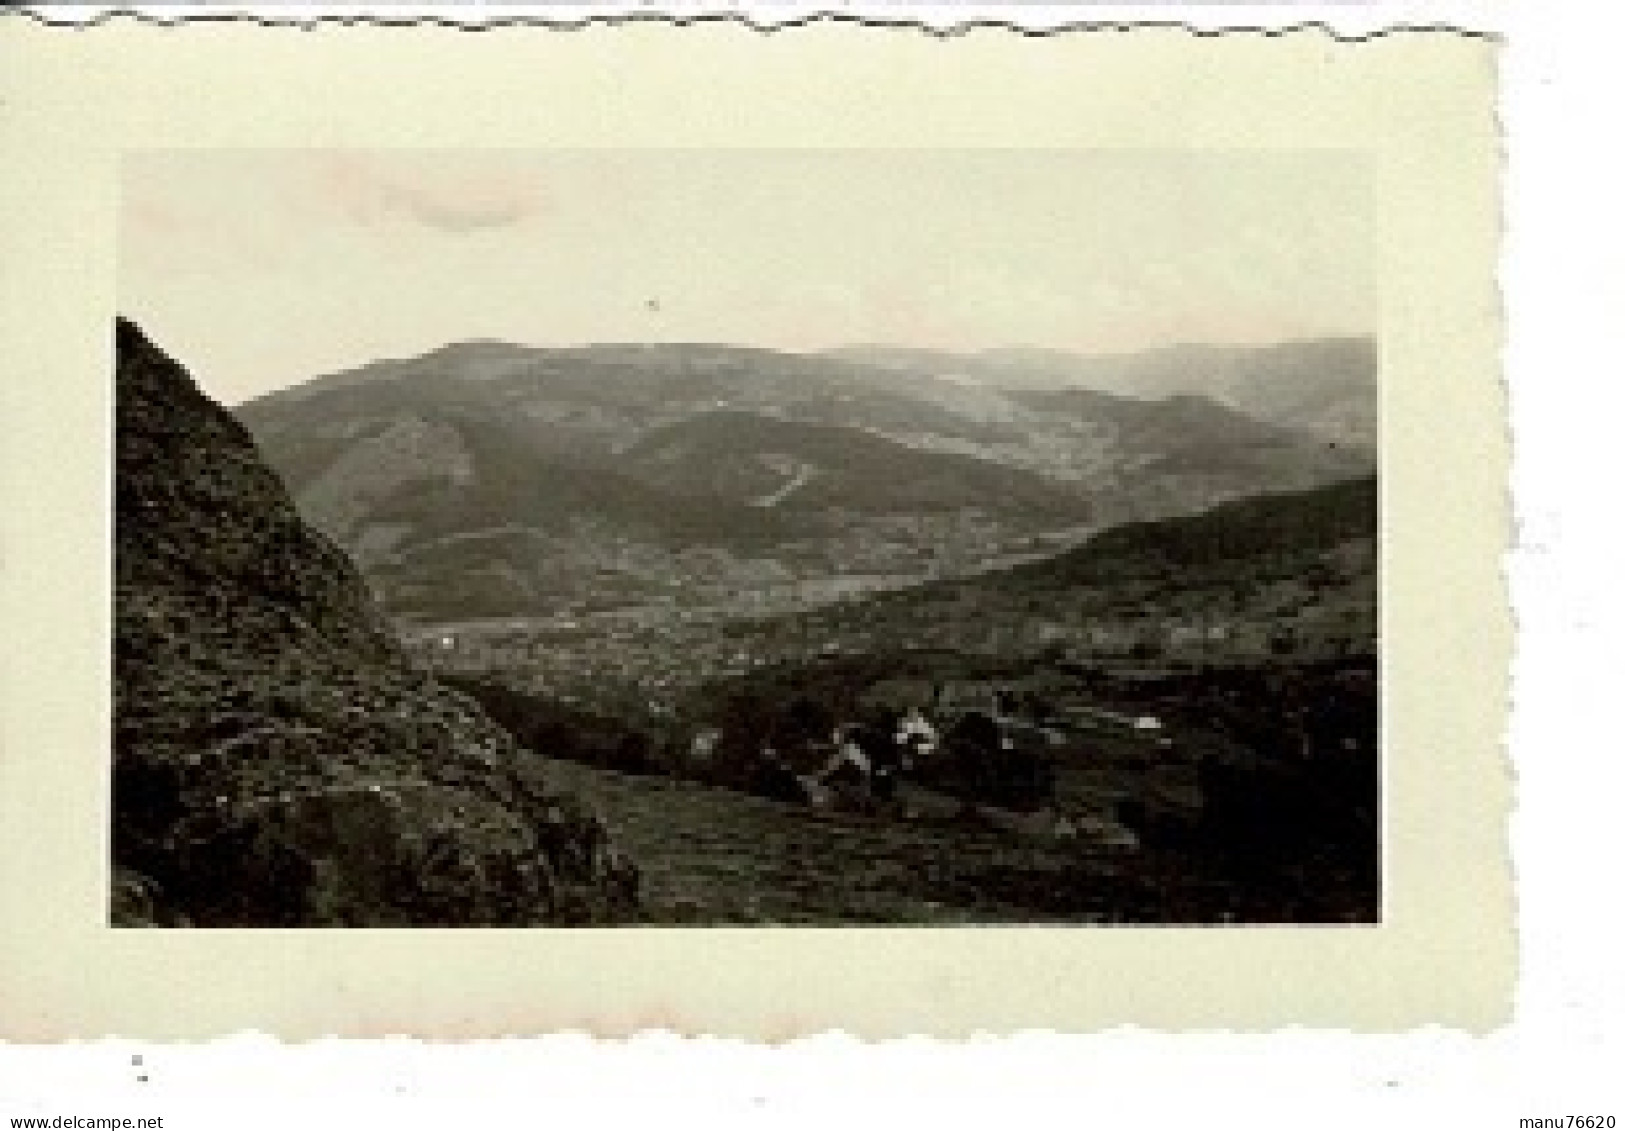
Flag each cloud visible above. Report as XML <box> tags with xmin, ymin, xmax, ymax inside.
<box><xmin>371</xmin><ymin>178</ymin><xmax>534</xmax><ymax>233</ymax></box>
<box><xmin>308</xmin><ymin>153</ymin><xmax>546</xmax><ymax>235</ymax></box>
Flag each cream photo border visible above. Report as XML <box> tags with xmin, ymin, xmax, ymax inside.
<box><xmin>0</xmin><ymin>19</ymin><xmax>1507</xmax><ymax>1038</ymax></box>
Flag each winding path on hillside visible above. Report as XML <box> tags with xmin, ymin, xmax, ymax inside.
<box><xmin>752</xmin><ymin>462</ymin><xmax>818</xmax><ymax>508</ymax></box>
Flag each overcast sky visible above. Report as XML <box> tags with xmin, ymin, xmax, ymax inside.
<box><xmin>120</xmin><ymin>150</ymin><xmax>1375</xmax><ymax>405</ymax></box>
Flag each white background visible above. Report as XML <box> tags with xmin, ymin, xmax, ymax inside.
<box><xmin>1</xmin><ymin>2</ymin><xmax>1620</xmax><ymax>1127</ymax></box>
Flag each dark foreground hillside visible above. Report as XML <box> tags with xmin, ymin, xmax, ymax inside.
<box><xmin>112</xmin><ymin>319</ymin><xmax>638</xmax><ymax>926</ymax></box>
<box><xmin>540</xmin><ymin>750</ymin><xmax>1376</xmax><ymax>925</ymax></box>
<box><xmin>440</xmin><ymin>650</ymin><xmax>1378</xmax><ymax>924</ymax></box>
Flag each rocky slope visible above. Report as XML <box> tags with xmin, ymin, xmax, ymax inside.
<box><xmin>112</xmin><ymin>318</ymin><xmax>638</xmax><ymax>926</ymax></box>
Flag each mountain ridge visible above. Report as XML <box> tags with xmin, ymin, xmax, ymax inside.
<box><xmin>828</xmin><ymin>335</ymin><xmax>1377</xmax><ymax>446</ymax></box>
<box><xmin>237</xmin><ymin>335</ymin><xmax>1373</xmax><ymax>625</ymax></box>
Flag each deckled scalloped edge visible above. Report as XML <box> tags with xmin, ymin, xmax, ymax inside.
<box><xmin>0</xmin><ymin>0</ymin><xmax>1504</xmax><ymax>1045</ymax></box>
<box><xmin>2</xmin><ymin>7</ymin><xmax>1501</xmax><ymax>40</ymax></box>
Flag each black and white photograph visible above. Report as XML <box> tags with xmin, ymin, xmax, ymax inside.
<box><xmin>112</xmin><ymin>149</ymin><xmax>1379</xmax><ymax>928</ymax></box>
<box><xmin>18</xmin><ymin>9</ymin><xmax>1609</xmax><ymax>1122</ymax></box>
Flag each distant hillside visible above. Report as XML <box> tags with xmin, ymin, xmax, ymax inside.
<box><xmin>650</xmin><ymin>474</ymin><xmax>1379</xmax><ymax>701</ymax></box>
<box><xmin>292</xmin><ymin>403</ymin><xmax>798</xmax><ymax>551</ymax></box>
<box><xmin>832</xmin><ymin>336</ymin><xmax>1378</xmax><ymax>447</ymax></box>
<box><xmin>1003</xmin><ymin>386</ymin><xmax>1367</xmax><ymax>492</ymax></box>
<box><xmin>624</xmin><ymin>410</ymin><xmax>1091</xmax><ymax>520</ymax></box>
<box><xmin>1008</xmin><ymin>388</ymin><xmax>1305</xmax><ymax>461</ymax></box>
<box><xmin>1006</xmin><ymin>473</ymin><xmax>1378</xmax><ymax>588</ymax></box>
<box><xmin>112</xmin><ymin>319</ymin><xmax>639</xmax><ymax>926</ymax></box>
